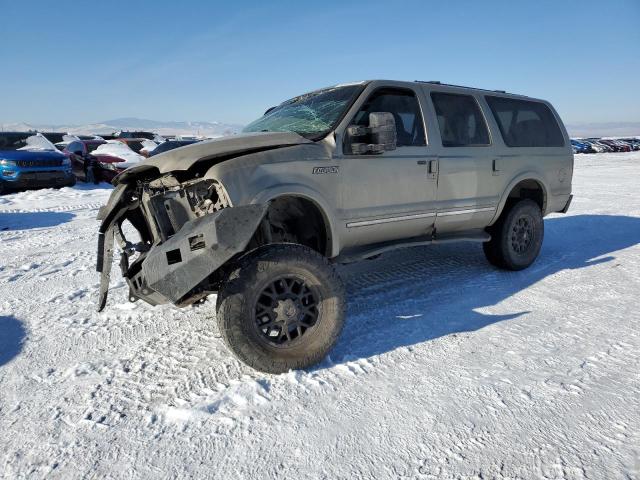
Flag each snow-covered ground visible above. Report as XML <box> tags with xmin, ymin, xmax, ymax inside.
<box><xmin>1</xmin><ymin>153</ymin><xmax>639</xmax><ymax>479</ymax></box>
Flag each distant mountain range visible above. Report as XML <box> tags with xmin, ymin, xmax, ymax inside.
<box><xmin>0</xmin><ymin>118</ymin><xmax>243</xmax><ymax>138</ymax></box>
<box><xmin>565</xmin><ymin>122</ymin><xmax>640</xmax><ymax>138</ymax></box>
<box><xmin>1</xmin><ymin>118</ymin><xmax>638</xmax><ymax>139</ymax></box>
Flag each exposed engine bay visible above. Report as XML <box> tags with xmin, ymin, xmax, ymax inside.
<box><xmin>96</xmin><ymin>175</ymin><xmax>268</xmax><ymax>311</ymax></box>
<box><xmin>141</xmin><ymin>176</ymin><xmax>231</xmax><ymax>242</ymax></box>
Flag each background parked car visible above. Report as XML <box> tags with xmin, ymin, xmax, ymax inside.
<box><xmin>62</xmin><ymin>139</ymin><xmax>126</xmax><ymax>183</ymax></box>
<box><xmin>148</xmin><ymin>139</ymin><xmax>199</xmax><ymax>157</ymax></box>
<box><xmin>115</xmin><ymin>130</ymin><xmax>156</xmax><ymax>140</ymax></box>
<box><xmin>0</xmin><ymin>132</ymin><xmax>75</xmax><ymax>193</ymax></box>
<box><xmin>114</xmin><ymin>138</ymin><xmax>148</xmax><ymax>154</ymax></box>
<box><xmin>139</xmin><ymin>139</ymin><xmax>160</xmax><ymax>157</ymax></box>
<box><xmin>91</xmin><ymin>140</ymin><xmax>145</xmax><ymax>168</ymax></box>
<box><xmin>581</xmin><ymin>140</ymin><xmax>607</xmax><ymax>153</ymax></box>
<box><xmin>599</xmin><ymin>139</ymin><xmax>627</xmax><ymax>152</ymax></box>
<box><xmin>570</xmin><ymin>139</ymin><xmax>591</xmax><ymax>153</ymax></box>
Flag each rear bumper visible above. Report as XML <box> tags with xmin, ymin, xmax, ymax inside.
<box><xmin>560</xmin><ymin>194</ymin><xmax>573</xmax><ymax>214</ymax></box>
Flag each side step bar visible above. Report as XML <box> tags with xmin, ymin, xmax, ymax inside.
<box><xmin>336</xmin><ymin>230</ymin><xmax>490</xmax><ymax>264</ymax></box>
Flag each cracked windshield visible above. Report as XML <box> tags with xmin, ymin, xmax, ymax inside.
<box><xmin>243</xmin><ymin>84</ymin><xmax>362</xmax><ymax>138</ymax></box>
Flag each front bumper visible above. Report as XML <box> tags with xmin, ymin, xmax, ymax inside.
<box><xmin>96</xmin><ymin>184</ymin><xmax>268</xmax><ymax>311</ymax></box>
<box><xmin>1</xmin><ymin>169</ymin><xmax>74</xmax><ymax>189</ymax></box>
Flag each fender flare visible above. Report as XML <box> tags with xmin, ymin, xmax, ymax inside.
<box><xmin>489</xmin><ymin>171</ymin><xmax>550</xmax><ymax>225</ymax></box>
<box><xmin>250</xmin><ymin>184</ymin><xmax>340</xmax><ymax>257</ymax></box>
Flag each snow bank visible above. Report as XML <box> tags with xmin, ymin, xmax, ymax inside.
<box><xmin>17</xmin><ymin>133</ymin><xmax>58</xmax><ymax>152</ymax></box>
<box><xmin>0</xmin><ymin>152</ymin><xmax>639</xmax><ymax>478</ymax></box>
<box><xmin>92</xmin><ymin>140</ymin><xmax>145</xmax><ymax>167</ymax></box>
<box><xmin>140</xmin><ymin>139</ymin><xmax>158</xmax><ymax>155</ymax></box>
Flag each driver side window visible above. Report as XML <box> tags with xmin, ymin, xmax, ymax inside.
<box><xmin>351</xmin><ymin>88</ymin><xmax>426</xmax><ymax>147</ymax></box>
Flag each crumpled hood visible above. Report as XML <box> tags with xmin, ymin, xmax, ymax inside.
<box><xmin>114</xmin><ymin>131</ymin><xmax>312</xmax><ymax>184</ymax></box>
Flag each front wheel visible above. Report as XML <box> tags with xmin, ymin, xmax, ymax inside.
<box><xmin>216</xmin><ymin>244</ymin><xmax>345</xmax><ymax>373</ymax></box>
<box><xmin>483</xmin><ymin>199</ymin><xmax>544</xmax><ymax>271</ymax></box>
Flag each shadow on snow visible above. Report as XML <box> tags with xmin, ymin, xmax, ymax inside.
<box><xmin>0</xmin><ymin>315</ymin><xmax>26</xmax><ymax>367</ymax></box>
<box><xmin>329</xmin><ymin>214</ymin><xmax>640</xmax><ymax>363</ymax></box>
<box><xmin>0</xmin><ymin>211</ymin><xmax>74</xmax><ymax>231</ymax></box>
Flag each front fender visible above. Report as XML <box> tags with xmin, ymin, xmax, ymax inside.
<box><xmin>250</xmin><ymin>184</ymin><xmax>340</xmax><ymax>257</ymax></box>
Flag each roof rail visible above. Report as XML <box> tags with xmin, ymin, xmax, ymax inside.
<box><xmin>414</xmin><ymin>80</ymin><xmax>510</xmax><ymax>94</ymax></box>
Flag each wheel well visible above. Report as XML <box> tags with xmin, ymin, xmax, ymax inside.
<box><xmin>254</xmin><ymin>196</ymin><xmax>330</xmax><ymax>256</ymax></box>
<box><xmin>506</xmin><ymin>179</ymin><xmax>546</xmax><ymax>212</ymax></box>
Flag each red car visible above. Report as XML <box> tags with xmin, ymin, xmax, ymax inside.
<box><xmin>63</xmin><ymin>139</ymin><xmax>126</xmax><ymax>183</ymax></box>
<box><xmin>599</xmin><ymin>139</ymin><xmax>631</xmax><ymax>152</ymax></box>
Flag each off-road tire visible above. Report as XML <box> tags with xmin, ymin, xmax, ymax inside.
<box><xmin>483</xmin><ymin>199</ymin><xmax>544</xmax><ymax>271</ymax></box>
<box><xmin>216</xmin><ymin>243</ymin><xmax>345</xmax><ymax>373</ymax></box>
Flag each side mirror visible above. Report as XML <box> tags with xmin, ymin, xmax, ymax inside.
<box><xmin>346</xmin><ymin>112</ymin><xmax>397</xmax><ymax>154</ymax></box>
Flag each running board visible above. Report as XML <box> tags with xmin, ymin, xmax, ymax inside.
<box><xmin>336</xmin><ymin>230</ymin><xmax>490</xmax><ymax>264</ymax></box>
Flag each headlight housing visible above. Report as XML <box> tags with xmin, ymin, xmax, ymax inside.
<box><xmin>0</xmin><ymin>159</ymin><xmax>17</xmax><ymax>167</ymax></box>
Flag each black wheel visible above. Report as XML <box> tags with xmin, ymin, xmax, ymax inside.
<box><xmin>0</xmin><ymin>181</ymin><xmax>6</xmax><ymax>195</ymax></box>
<box><xmin>216</xmin><ymin>244</ymin><xmax>345</xmax><ymax>373</ymax></box>
<box><xmin>483</xmin><ymin>199</ymin><xmax>544</xmax><ymax>271</ymax></box>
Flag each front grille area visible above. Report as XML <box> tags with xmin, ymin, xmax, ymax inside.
<box><xmin>19</xmin><ymin>171</ymin><xmax>66</xmax><ymax>181</ymax></box>
<box><xmin>16</xmin><ymin>158</ymin><xmax>64</xmax><ymax>168</ymax></box>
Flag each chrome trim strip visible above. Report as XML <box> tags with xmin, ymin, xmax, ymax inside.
<box><xmin>346</xmin><ymin>212</ymin><xmax>436</xmax><ymax>228</ymax></box>
<box><xmin>346</xmin><ymin>206</ymin><xmax>495</xmax><ymax>227</ymax></box>
<box><xmin>436</xmin><ymin>207</ymin><xmax>495</xmax><ymax>217</ymax></box>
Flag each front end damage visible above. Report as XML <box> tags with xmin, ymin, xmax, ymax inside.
<box><xmin>96</xmin><ymin>176</ymin><xmax>267</xmax><ymax>311</ymax></box>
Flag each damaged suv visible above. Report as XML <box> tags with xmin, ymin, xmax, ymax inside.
<box><xmin>97</xmin><ymin>80</ymin><xmax>573</xmax><ymax>373</ymax></box>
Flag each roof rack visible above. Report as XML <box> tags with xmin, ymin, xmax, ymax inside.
<box><xmin>414</xmin><ymin>80</ymin><xmax>509</xmax><ymax>94</ymax></box>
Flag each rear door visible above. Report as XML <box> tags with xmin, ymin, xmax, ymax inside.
<box><xmin>338</xmin><ymin>86</ymin><xmax>438</xmax><ymax>245</ymax></box>
<box><xmin>427</xmin><ymin>89</ymin><xmax>499</xmax><ymax>233</ymax></box>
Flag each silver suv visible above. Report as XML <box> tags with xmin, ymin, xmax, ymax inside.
<box><xmin>97</xmin><ymin>80</ymin><xmax>573</xmax><ymax>373</ymax></box>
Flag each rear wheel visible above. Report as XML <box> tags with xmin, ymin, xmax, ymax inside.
<box><xmin>483</xmin><ymin>199</ymin><xmax>544</xmax><ymax>271</ymax></box>
<box><xmin>216</xmin><ymin>244</ymin><xmax>345</xmax><ymax>373</ymax></box>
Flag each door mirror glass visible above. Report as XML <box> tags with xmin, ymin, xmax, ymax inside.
<box><xmin>346</xmin><ymin>112</ymin><xmax>397</xmax><ymax>154</ymax></box>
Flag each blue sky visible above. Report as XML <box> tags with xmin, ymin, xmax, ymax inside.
<box><xmin>1</xmin><ymin>0</ymin><xmax>638</xmax><ymax>125</ymax></box>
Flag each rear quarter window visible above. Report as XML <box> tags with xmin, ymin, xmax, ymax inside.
<box><xmin>485</xmin><ymin>96</ymin><xmax>565</xmax><ymax>147</ymax></box>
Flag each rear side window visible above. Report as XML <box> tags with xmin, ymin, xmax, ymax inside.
<box><xmin>485</xmin><ymin>96</ymin><xmax>565</xmax><ymax>147</ymax></box>
<box><xmin>67</xmin><ymin>141</ymin><xmax>84</xmax><ymax>154</ymax></box>
<box><xmin>430</xmin><ymin>92</ymin><xmax>490</xmax><ymax>147</ymax></box>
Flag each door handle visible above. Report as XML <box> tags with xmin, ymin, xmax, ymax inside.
<box><xmin>417</xmin><ymin>160</ymin><xmax>427</xmax><ymax>165</ymax></box>
<box><xmin>428</xmin><ymin>159</ymin><xmax>438</xmax><ymax>179</ymax></box>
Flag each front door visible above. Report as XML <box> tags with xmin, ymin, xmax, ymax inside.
<box><xmin>338</xmin><ymin>87</ymin><xmax>438</xmax><ymax>246</ymax></box>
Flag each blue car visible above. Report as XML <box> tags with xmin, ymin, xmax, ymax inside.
<box><xmin>0</xmin><ymin>132</ymin><xmax>75</xmax><ymax>194</ymax></box>
<box><xmin>570</xmin><ymin>139</ymin><xmax>591</xmax><ymax>154</ymax></box>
